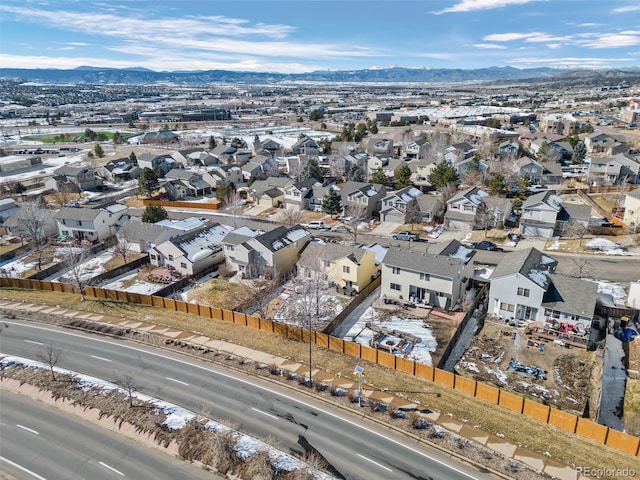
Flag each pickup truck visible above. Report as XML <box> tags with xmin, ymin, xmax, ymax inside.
<box><xmin>392</xmin><ymin>231</ymin><xmax>419</xmax><ymax>241</ymax></box>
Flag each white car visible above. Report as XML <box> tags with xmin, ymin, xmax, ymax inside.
<box><xmin>306</xmin><ymin>221</ymin><xmax>327</xmax><ymax>230</ymax></box>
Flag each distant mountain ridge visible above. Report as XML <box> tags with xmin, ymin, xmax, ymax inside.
<box><xmin>0</xmin><ymin>65</ymin><xmax>637</xmax><ymax>85</ymax></box>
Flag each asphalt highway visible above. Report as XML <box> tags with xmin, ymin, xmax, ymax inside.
<box><xmin>0</xmin><ymin>320</ymin><xmax>498</xmax><ymax>480</ymax></box>
<box><xmin>0</xmin><ymin>390</ymin><xmax>218</xmax><ymax>480</ymax></box>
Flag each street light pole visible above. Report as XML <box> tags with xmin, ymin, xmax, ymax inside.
<box><xmin>308</xmin><ymin>311</ymin><xmax>312</xmax><ymax>387</ymax></box>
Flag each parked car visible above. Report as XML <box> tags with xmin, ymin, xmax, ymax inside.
<box><xmin>393</xmin><ymin>231</ymin><xmax>420</xmax><ymax>241</ymax></box>
<box><xmin>306</xmin><ymin>221</ymin><xmax>327</xmax><ymax>230</ymax></box>
<box><xmin>471</xmin><ymin>240</ymin><xmax>499</xmax><ymax>251</ymax></box>
<box><xmin>526</xmin><ymin>184</ymin><xmax>548</xmax><ymax>194</ymax></box>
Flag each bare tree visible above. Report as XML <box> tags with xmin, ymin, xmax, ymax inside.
<box><xmin>562</xmin><ymin>220</ymin><xmax>589</xmax><ymax>246</ymax></box>
<box><xmin>113</xmin><ymin>235</ymin><xmax>133</xmax><ymax>265</ymax></box>
<box><xmin>13</xmin><ymin>201</ymin><xmax>51</xmax><ymax>271</ymax></box>
<box><xmin>275</xmin><ymin>208</ymin><xmax>305</xmax><ymax>227</ymax></box>
<box><xmin>570</xmin><ymin>258</ymin><xmax>593</xmax><ymax>278</ymax></box>
<box><xmin>247</xmin><ymin>274</ymin><xmax>281</xmax><ymax>319</ymax></box>
<box><xmin>341</xmin><ymin>203</ymin><xmax>370</xmax><ymax>244</ymax></box>
<box><xmin>405</xmin><ymin>198</ymin><xmax>423</xmax><ymax>229</ymax></box>
<box><xmin>223</xmin><ymin>189</ymin><xmax>242</xmax><ymax>229</ymax></box>
<box><xmin>328</xmin><ymin>155</ymin><xmax>347</xmax><ymax>179</ymax></box>
<box><xmin>438</xmin><ymin>183</ymin><xmax>458</xmax><ymax>203</ymax></box>
<box><xmin>114</xmin><ymin>373</ymin><xmax>139</xmax><ymax>408</ymax></box>
<box><xmin>51</xmin><ymin>182</ymin><xmax>79</xmax><ymax>207</ymax></box>
<box><xmin>62</xmin><ymin>246</ymin><xmax>92</xmax><ymax>300</ymax></box>
<box><xmin>36</xmin><ymin>344</ymin><xmax>64</xmax><ymax>381</ymax></box>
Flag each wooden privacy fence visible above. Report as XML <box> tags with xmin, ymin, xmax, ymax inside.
<box><xmin>2</xmin><ymin>276</ymin><xmax>639</xmax><ymax>457</ymax></box>
<box><xmin>142</xmin><ymin>199</ymin><xmax>221</xmax><ymax>210</ymax></box>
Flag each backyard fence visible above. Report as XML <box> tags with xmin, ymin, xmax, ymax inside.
<box><xmin>142</xmin><ymin>199</ymin><xmax>221</xmax><ymax>210</ymax></box>
<box><xmin>1</xmin><ymin>275</ymin><xmax>638</xmax><ymax>457</ymax></box>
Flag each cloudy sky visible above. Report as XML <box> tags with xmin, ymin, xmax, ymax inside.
<box><xmin>1</xmin><ymin>0</ymin><xmax>639</xmax><ymax>73</ymax></box>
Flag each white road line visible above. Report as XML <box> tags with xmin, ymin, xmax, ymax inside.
<box><xmin>0</xmin><ymin>456</ymin><xmax>48</xmax><ymax>480</ymax></box>
<box><xmin>251</xmin><ymin>407</ymin><xmax>278</xmax><ymax>420</ymax></box>
<box><xmin>99</xmin><ymin>461</ymin><xmax>125</xmax><ymax>477</ymax></box>
<box><xmin>357</xmin><ymin>453</ymin><xmax>393</xmax><ymax>472</ymax></box>
<box><xmin>24</xmin><ymin>340</ymin><xmax>44</xmax><ymax>345</ymax></box>
<box><xmin>16</xmin><ymin>424</ymin><xmax>39</xmax><ymax>435</ymax></box>
<box><xmin>5</xmin><ymin>322</ymin><xmax>479</xmax><ymax>479</ymax></box>
<box><xmin>165</xmin><ymin>377</ymin><xmax>189</xmax><ymax>386</ymax></box>
<box><xmin>90</xmin><ymin>355</ymin><xmax>112</xmax><ymax>362</ymax></box>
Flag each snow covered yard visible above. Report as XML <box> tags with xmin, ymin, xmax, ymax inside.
<box><xmin>344</xmin><ymin>306</ymin><xmax>438</xmax><ymax>366</ymax></box>
<box><xmin>101</xmin><ymin>270</ymin><xmax>162</xmax><ymax>295</ymax></box>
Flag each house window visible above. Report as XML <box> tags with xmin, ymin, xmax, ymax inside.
<box><xmin>420</xmin><ymin>273</ymin><xmax>430</xmax><ymax>281</ymax></box>
<box><xmin>324</xmin><ymin>260</ymin><xmax>331</xmax><ymax>267</ymax></box>
<box><xmin>392</xmin><ymin>267</ymin><xmax>401</xmax><ymax>274</ymax></box>
<box><xmin>390</xmin><ymin>283</ymin><xmax>401</xmax><ymax>291</ymax></box>
<box><xmin>150</xmin><ymin>254</ymin><xmax>156</xmax><ymax>260</ymax></box>
<box><xmin>464</xmin><ymin>205</ymin><xmax>473</xmax><ymax>211</ymax></box>
<box><xmin>517</xmin><ymin>287</ymin><xmax>530</xmax><ymax>297</ymax></box>
<box><xmin>227</xmin><ymin>245</ymin><xmax>234</xmax><ymax>251</ymax></box>
<box><xmin>180</xmin><ymin>262</ymin><xmax>187</xmax><ymax>269</ymax></box>
<box><xmin>500</xmin><ymin>302</ymin><xmax>515</xmax><ymax>312</ymax></box>
<box><xmin>343</xmin><ymin>265</ymin><xmax>350</xmax><ymax>274</ymax></box>
<box><xmin>168</xmin><ymin>255</ymin><xmax>174</xmax><ymax>261</ymax></box>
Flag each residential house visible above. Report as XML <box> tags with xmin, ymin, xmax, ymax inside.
<box><xmin>117</xmin><ymin>219</ymin><xmax>180</xmax><ymax>253</ymax></box>
<box><xmin>54</xmin><ymin>204</ymin><xmax>128</xmax><ymax>242</ymax></box>
<box><xmin>240</xmin><ymin>155</ymin><xmax>273</xmax><ymax>181</ymax></box>
<box><xmin>367</xmin><ymin>156</ymin><xmax>387</xmax><ymax>176</ymax></box>
<box><xmin>587</xmin><ymin>153</ymin><xmax>640</xmax><ymax>185</ymax></box>
<box><xmin>455</xmin><ymin>158</ymin><xmax>488</xmax><ymax>182</ymax></box>
<box><xmin>291</xmin><ymin>136</ymin><xmax>319</xmax><ymax>157</ymax></box>
<box><xmin>513</xmin><ymin>157</ymin><xmax>562</xmax><ymax>185</ymax></box>
<box><xmin>584</xmin><ymin>132</ymin><xmax>628</xmax><ymax>156</ymax></box>
<box><xmin>163</xmin><ymin>169</ymin><xmax>213</xmax><ymax>200</ymax></box>
<box><xmin>309</xmin><ymin>183</ymin><xmax>334</xmax><ymax>212</ymax></box>
<box><xmin>628</xmin><ymin>280</ymin><xmax>640</xmax><ymax>310</ymax></box>
<box><xmin>221</xmin><ymin>226</ymin><xmax>262</xmax><ymax>274</ymax></box>
<box><xmin>341</xmin><ymin>181</ymin><xmax>386</xmax><ymax>218</ymax></box>
<box><xmin>155</xmin><ymin>217</ymin><xmax>208</xmax><ymax>232</ymax></box>
<box><xmin>623</xmin><ymin>187</ymin><xmax>640</xmax><ymax>228</ymax></box>
<box><xmin>381</xmin><ymin>240</ymin><xmax>475</xmax><ymax>310</ymax></box>
<box><xmin>172</xmin><ymin>148</ymin><xmax>217</xmax><ymax>167</ymax></box>
<box><xmin>98</xmin><ymin>158</ymin><xmax>140</xmax><ymax>183</ymax></box>
<box><xmin>223</xmin><ymin>225</ymin><xmax>311</xmax><ymax>279</ymax></box>
<box><xmin>379</xmin><ymin>186</ymin><xmax>423</xmax><ymax>224</ymax></box>
<box><xmin>46</xmin><ymin>166</ymin><xmax>102</xmax><ymax>192</ymax></box>
<box><xmin>488</xmin><ymin>248</ymin><xmax>596</xmax><ymax>332</ymax></box>
<box><xmin>137</xmin><ymin>153</ymin><xmax>177</xmax><ymax>176</ymax></box>
<box><xmin>283</xmin><ymin>178</ymin><xmax>320</xmax><ymax>211</ymax></box>
<box><xmin>297</xmin><ymin>243</ymin><xmax>380</xmax><ymax>294</ymax></box>
<box><xmin>249</xmin><ymin>177</ymin><xmax>292</xmax><ymax>207</ymax></box>
<box><xmin>368</xmin><ymin>139</ymin><xmax>394</xmax><ymax>157</ymax></box>
<box><xmin>405</xmin><ymin>139</ymin><xmax>429</xmax><ymax>159</ymax></box>
<box><xmin>202</xmin><ymin>165</ymin><xmax>244</xmax><ymax>188</ymax></box>
<box><xmin>440</xmin><ymin>143</ymin><xmax>475</xmax><ymax>164</ymax></box>
<box><xmin>409</xmin><ymin>157</ymin><xmax>438</xmax><ymax>187</ymax></box>
<box><xmin>498</xmin><ymin>141</ymin><xmax>519</xmax><ymax>158</ymax></box>
<box><xmin>519</xmin><ymin>192</ymin><xmax>564</xmax><ymax>238</ymax></box>
<box><xmin>444</xmin><ymin>187</ymin><xmax>488</xmax><ymax>230</ymax></box>
<box><xmin>149</xmin><ymin>224</ymin><xmax>228</xmax><ymax>276</ymax></box>
<box><xmin>139</xmin><ymin>130</ymin><xmax>180</xmax><ymax>145</ymax></box>
<box><xmin>383</xmin><ymin>158</ymin><xmax>405</xmax><ymax>181</ymax></box>
<box><xmin>210</xmin><ymin>144</ymin><xmax>237</xmax><ymax>164</ymax></box>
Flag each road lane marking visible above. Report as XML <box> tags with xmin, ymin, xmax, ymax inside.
<box><xmin>357</xmin><ymin>453</ymin><xmax>392</xmax><ymax>472</ymax></box>
<box><xmin>16</xmin><ymin>424</ymin><xmax>39</xmax><ymax>435</ymax></box>
<box><xmin>0</xmin><ymin>456</ymin><xmax>48</xmax><ymax>480</ymax></box>
<box><xmin>99</xmin><ymin>461</ymin><xmax>125</xmax><ymax>477</ymax></box>
<box><xmin>90</xmin><ymin>355</ymin><xmax>112</xmax><ymax>362</ymax></box>
<box><xmin>24</xmin><ymin>340</ymin><xmax>44</xmax><ymax>345</ymax></box>
<box><xmin>6</xmin><ymin>322</ymin><xmax>478</xmax><ymax>479</ymax></box>
<box><xmin>165</xmin><ymin>377</ymin><xmax>189</xmax><ymax>386</ymax></box>
<box><xmin>251</xmin><ymin>407</ymin><xmax>278</xmax><ymax>420</ymax></box>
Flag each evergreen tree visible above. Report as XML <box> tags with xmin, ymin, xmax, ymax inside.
<box><xmin>489</xmin><ymin>173</ymin><xmax>506</xmax><ymax>196</ymax></box>
<box><xmin>208</xmin><ymin>135</ymin><xmax>217</xmax><ymax>150</ymax></box>
<box><xmin>428</xmin><ymin>161</ymin><xmax>459</xmax><ymax>188</ymax></box>
<box><xmin>369</xmin><ymin>121</ymin><xmax>378</xmax><ymax>134</ymax></box>
<box><xmin>128</xmin><ymin>151</ymin><xmax>137</xmax><ymax>164</ymax></box>
<box><xmin>370</xmin><ymin>167</ymin><xmax>387</xmax><ymax>185</ymax></box>
<box><xmin>321</xmin><ymin>188</ymin><xmax>343</xmax><ymax>217</ymax></box>
<box><xmin>347</xmin><ymin>164</ymin><xmax>364</xmax><ymax>182</ymax></box>
<box><xmin>138</xmin><ymin>167</ymin><xmax>160</xmax><ymax>198</ymax></box>
<box><xmin>142</xmin><ymin>205</ymin><xmax>168</xmax><ymax>223</ymax></box>
<box><xmin>517</xmin><ymin>174</ymin><xmax>531</xmax><ymax>200</ymax></box>
<box><xmin>215</xmin><ymin>183</ymin><xmax>233</xmax><ymax>201</ymax></box>
<box><xmin>302</xmin><ymin>157</ymin><xmax>322</xmax><ymax>181</ymax></box>
<box><xmin>395</xmin><ymin>164</ymin><xmax>412</xmax><ymax>189</ymax></box>
<box><xmin>94</xmin><ymin>143</ymin><xmax>105</xmax><ymax>158</ymax></box>
<box><xmin>571</xmin><ymin>141</ymin><xmax>587</xmax><ymax>164</ymax></box>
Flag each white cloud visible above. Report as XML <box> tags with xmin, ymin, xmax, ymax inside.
<box><xmin>576</xmin><ymin>33</ymin><xmax>640</xmax><ymax>49</ymax></box>
<box><xmin>472</xmin><ymin>43</ymin><xmax>507</xmax><ymax>49</ymax></box>
<box><xmin>434</xmin><ymin>0</ymin><xmax>542</xmax><ymax>14</ymax></box>
<box><xmin>612</xmin><ymin>5</ymin><xmax>640</xmax><ymax>13</ymax></box>
<box><xmin>484</xmin><ymin>32</ymin><xmax>540</xmax><ymax>42</ymax></box>
<box><xmin>511</xmin><ymin>56</ymin><xmax>633</xmax><ymax>68</ymax></box>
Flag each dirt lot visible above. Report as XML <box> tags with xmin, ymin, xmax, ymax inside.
<box><xmin>185</xmin><ymin>279</ymin><xmax>255</xmax><ymax>311</ymax></box>
<box><xmin>456</xmin><ymin>319</ymin><xmax>599</xmax><ymax>414</ymax></box>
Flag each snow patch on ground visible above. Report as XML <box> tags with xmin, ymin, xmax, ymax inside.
<box><xmin>102</xmin><ymin>271</ymin><xmax>161</xmax><ymax>295</ymax></box>
<box><xmin>586</xmin><ymin>238</ymin><xmax>635</xmax><ymax>256</ymax></box>
<box><xmin>0</xmin><ymin>355</ymin><xmax>335</xmax><ymax>480</ymax></box>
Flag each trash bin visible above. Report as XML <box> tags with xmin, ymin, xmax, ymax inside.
<box><xmin>511</xmin><ymin>331</ymin><xmax>517</xmax><ymax>340</ymax></box>
<box><xmin>539</xmin><ymin>343</ymin><xmax>545</xmax><ymax>352</ymax></box>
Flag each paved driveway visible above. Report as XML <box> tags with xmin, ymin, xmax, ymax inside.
<box><xmin>370</xmin><ymin>222</ymin><xmax>401</xmax><ymax>236</ymax></box>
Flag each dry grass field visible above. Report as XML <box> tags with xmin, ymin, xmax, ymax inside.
<box><xmin>2</xmin><ymin>288</ymin><xmax>640</xmax><ymax>478</ymax></box>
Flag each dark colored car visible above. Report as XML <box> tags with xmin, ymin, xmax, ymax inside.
<box><xmin>471</xmin><ymin>241</ymin><xmax>499</xmax><ymax>251</ymax></box>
